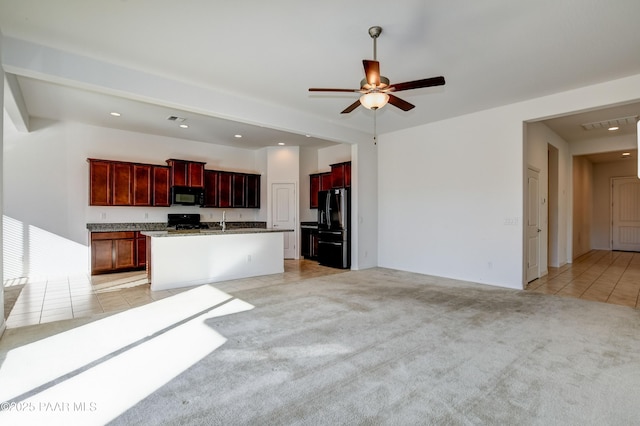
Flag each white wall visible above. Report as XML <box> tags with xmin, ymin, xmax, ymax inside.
<box><xmin>299</xmin><ymin>147</ymin><xmax>319</xmax><ymax>223</ymax></box>
<box><xmin>378</xmin><ymin>73</ymin><xmax>640</xmax><ymax>289</ymax></box>
<box><xmin>572</xmin><ymin>156</ymin><xmax>593</xmax><ymax>259</ymax></box>
<box><xmin>0</xmin><ymin>28</ymin><xmax>5</xmax><ymax>335</ymax></box>
<box><xmin>352</xmin><ymin>141</ymin><xmax>377</xmax><ymax>270</ymax></box>
<box><xmin>318</xmin><ymin>144</ymin><xmax>351</xmax><ymax>169</ymax></box>
<box><xmin>526</xmin><ymin>121</ymin><xmax>571</xmax><ymax>274</ymax></box>
<box><xmin>3</xmin><ymin>119</ymin><xmax>264</xmax><ymax>279</ymax></box>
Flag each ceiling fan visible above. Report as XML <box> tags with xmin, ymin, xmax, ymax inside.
<box><xmin>309</xmin><ymin>26</ymin><xmax>446</xmax><ymax>114</ymax></box>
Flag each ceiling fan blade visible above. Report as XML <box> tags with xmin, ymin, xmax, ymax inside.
<box><xmin>387</xmin><ymin>94</ymin><xmax>415</xmax><ymax>111</ymax></box>
<box><xmin>309</xmin><ymin>88</ymin><xmax>359</xmax><ymax>92</ymax></box>
<box><xmin>363</xmin><ymin>60</ymin><xmax>381</xmax><ymax>86</ymax></box>
<box><xmin>388</xmin><ymin>76</ymin><xmax>445</xmax><ymax>92</ymax></box>
<box><xmin>341</xmin><ymin>99</ymin><xmax>361</xmax><ymax>114</ymax></box>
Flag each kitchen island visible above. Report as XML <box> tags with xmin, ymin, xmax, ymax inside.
<box><xmin>142</xmin><ymin>228</ymin><xmax>292</xmax><ymax>291</ymax></box>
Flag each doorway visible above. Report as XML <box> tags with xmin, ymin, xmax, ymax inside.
<box><xmin>271</xmin><ymin>183</ymin><xmax>297</xmax><ymax>259</ymax></box>
<box><xmin>526</xmin><ymin>167</ymin><xmax>541</xmax><ymax>282</ymax></box>
<box><xmin>612</xmin><ymin>177</ymin><xmax>640</xmax><ymax>251</ymax></box>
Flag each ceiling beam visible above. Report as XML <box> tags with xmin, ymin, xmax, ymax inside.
<box><xmin>3</xmin><ymin>72</ymin><xmax>30</xmax><ymax>132</ymax></box>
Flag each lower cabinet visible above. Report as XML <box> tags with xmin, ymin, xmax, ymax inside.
<box><xmin>301</xmin><ymin>226</ymin><xmax>319</xmax><ymax>260</ymax></box>
<box><xmin>91</xmin><ymin>231</ymin><xmax>146</xmax><ymax>275</ymax></box>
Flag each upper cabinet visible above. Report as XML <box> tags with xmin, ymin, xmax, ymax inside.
<box><xmin>133</xmin><ymin>164</ymin><xmax>152</xmax><ymax>206</ymax></box>
<box><xmin>217</xmin><ymin>171</ymin><xmax>233</xmax><ymax>208</ymax></box>
<box><xmin>206</xmin><ymin>170</ymin><xmax>260</xmax><ymax>208</ymax></box>
<box><xmin>152</xmin><ymin>166</ymin><xmax>171</xmax><ymax>207</ymax></box>
<box><xmin>331</xmin><ymin>161</ymin><xmax>351</xmax><ymax>189</ymax></box>
<box><xmin>309</xmin><ymin>161</ymin><xmax>351</xmax><ymax>208</ymax></box>
<box><xmin>89</xmin><ymin>159</ymin><xmax>168</xmax><ymax>207</ymax></box>
<box><xmin>89</xmin><ymin>159</ymin><xmax>112</xmax><ymax>206</ymax></box>
<box><xmin>89</xmin><ymin>158</ymin><xmax>260</xmax><ymax>208</ymax></box>
<box><xmin>310</xmin><ymin>172</ymin><xmax>332</xmax><ymax>208</ymax></box>
<box><xmin>89</xmin><ymin>159</ymin><xmax>134</xmax><ymax>206</ymax></box>
<box><xmin>245</xmin><ymin>174</ymin><xmax>261</xmax><ymax>208</ymax></box>
<box><xmin>166</xmin><ymin>159</ymin><xmax>205</xmax><ymax>188</ymax></box>
<box><xmin>203</xmin><ymin>170</ymin><xmax>219</xmax><ymax>208</ymax></box>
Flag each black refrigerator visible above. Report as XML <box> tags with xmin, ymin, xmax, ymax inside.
<box><xmin>317</xmin><ymin>188</ymin><xmax>350</xmax><ymax>269</ymax></box>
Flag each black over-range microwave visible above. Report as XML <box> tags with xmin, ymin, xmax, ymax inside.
<box><xmin>170</xmin><ymin>186</ymin><xmax>204</xmax><ymax>206</ymax></box>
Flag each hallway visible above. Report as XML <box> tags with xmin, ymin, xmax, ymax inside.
<box><xmin>526</xmin><ymin>250</ymin><xmax>640</xmax><ymax>309</ymax></box>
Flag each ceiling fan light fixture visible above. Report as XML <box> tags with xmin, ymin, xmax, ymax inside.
<box><xmin>360</xmin><ymin>92</ymin><xmax>389</xmax><ymax>110</ymax></box>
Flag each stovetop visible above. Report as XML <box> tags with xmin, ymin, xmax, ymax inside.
<box><xmin>167</xmin><ymin>213</ymin><xmax>203</xmax><ymax>230</ymax></box>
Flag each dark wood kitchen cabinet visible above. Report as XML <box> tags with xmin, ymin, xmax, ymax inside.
<box><xmin>152</xmin><ymin>166</ymin><xmax>171</xmax><ymax>207</ymax></box>
<box><xmin>112</xmin><ymin>162</ymin><xmax>133</xmax><ymax>205</ymax></box>
<box><xmin>88</xmin><ymin>159</ymin><xmax>133</xmax><ymax>206</ymax></box>
<box><xmin>136</xmin><ymin>232</ymin><xmax>147</xmax><ymax>268</ymax></box>
<box><xmin>89</xmin><ymin>158</ymin><xmax>260</xmax><ymax>208</ymax></box>
<box><xmin>310</xmin><ymin>174</ymin><xmax>321</xmax><ymax>208</ymax></box>
<box><xmin>166</xmin><ymin>159</ymin><xmax>205</xmax><ymax>188</ymax></box>
<box><xmin>217</xmin><ymin>171</ymin><xmax>233</xmax><ymax>207</ymax></box>
<box><xmin>321</xmin><ymin>172</ymin><xmax>332</xmax><ymax>191</ymax></box>
<box><xmin>203</xmin><ymin>170</ymin><xmax>219</xmax><ymax>207</ymax></box>
<box><xmin>133</xmin><ymin>164</ymin><xmax>152</xmax><ymax>206</ymax></box>
<box><xmin>232</xmin><ymin>173</ymin><xmax>246</xmax><ymax>207</ymax></box>
<box><xmin>245</xmin><ymin>174</ymin><xmax>261</xmax><ymax>208</ymax></box>
<box><xmin>331</xmin><ymin>161</ymin><xmax>351</xmax><ymax>188</ymax></box>
<box><xmin>301</xmin><ymin>226</ymin><xmax>319</xmax><ymax>260</ymax></box>
<box><xmin>89</xmin><ymin>159</ymin><xmax>112</xmax><ymax>205</ymax></box>
<box><xmin>309</xmin><ymin>171</ymin><xmax>334</xmax><ymax>208</ymax></box>
<box><xmin>91</xmin><ymin>231</ymin><xmax>141</xmax><ymax>275</ymax></box>
<box><xmin>206</xmin><ymin>170</ymin><xmax>259</xmax><ymax>208</ymax></box>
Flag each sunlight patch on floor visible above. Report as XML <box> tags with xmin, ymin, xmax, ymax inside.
<box><xmin>0</xmin><ymin>285</ymin><xmax>254</xmax><ymax>424</ymax></box>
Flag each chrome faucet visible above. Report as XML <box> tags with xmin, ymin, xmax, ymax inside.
<box><xmin>220</xmin><ymin>211</ymin><xmax>226</xmax><ymax>232</ymax></box>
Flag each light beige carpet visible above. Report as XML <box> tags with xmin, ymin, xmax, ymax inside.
<box><xmin>2</xmin><ymin>267</ymin><xmax>639</xmax><ymax>425</ymax></box>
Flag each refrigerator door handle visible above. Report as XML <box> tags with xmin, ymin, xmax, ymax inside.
<box><xmin>325</xmin><ymin>192</ymin><xmax>331</xmax><ymax>228</ymax></box>
<box><xmin>319</xmin><ymin>241</ymin><xmax>342</xmax><ymax>246</ymax></box>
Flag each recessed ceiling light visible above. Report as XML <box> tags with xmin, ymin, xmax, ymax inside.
<box><xmin>179</xmin><ymin>124</ymin><xmax>189</xmax><ymax>129</ymax></box>
<box><xmin>110</xmin><ymin>112</ymin><xmax>121</xmax><ymax>117</ymax></box>
<box><xmin>234</xmin><ymin>134</ymin><xmax>242</xmax><ymax>138</ymax></box>
<box><xmin>278</xmin><ymin>142</ymin><xmax>285</xmax><ymax>146</ymax></box>
<box><xmin>608</xmin><ymin>126</ymin><xmax>619</xmax><ymax>131</ymax></box>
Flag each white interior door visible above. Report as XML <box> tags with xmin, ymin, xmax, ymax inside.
<box><xmin>612</xmin><ymin>177</ymin><xmax>640</xmax><ymax>251</ymax></box>
<box><xmin>527</xmin><ymin>167</ymin><xmax>541</xmax><ymax>282</ymax></box>
<box><xmin>272</xmin><ymin>183</ymin><xmax>297</xmax><ymax>259</ymax></box>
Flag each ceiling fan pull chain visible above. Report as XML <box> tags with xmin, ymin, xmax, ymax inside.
<box><xmin>373</xmin><ymin>109</ymin><xmax>377</xmax><ymax>145</ymax></box>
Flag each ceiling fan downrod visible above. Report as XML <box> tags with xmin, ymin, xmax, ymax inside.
<box><xmin>368</xmin><ymin>26</ymin><xmax>382</xmax><ymax>61</ymax></box>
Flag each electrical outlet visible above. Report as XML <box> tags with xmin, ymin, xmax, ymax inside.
<box><xmin>100</xmin><ymin>212</ymin><xmax>107</xmax><ymax>220</ymax></box>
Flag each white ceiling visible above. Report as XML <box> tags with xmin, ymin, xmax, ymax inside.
<box><xmin>2</xmin><ymin>0</ymin><xmax>640</xmax><ymax>152</ymax></box>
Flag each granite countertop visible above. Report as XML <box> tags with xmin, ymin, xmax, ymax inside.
<box><xmin>87</xmin><ymin>222</ymin><xmax>267</xmax><ymax>232</ymax></box>
<box><xmin>142</xmin><ymin>228</ymin><xmax>293</xmax><ymax>237</ymax></box>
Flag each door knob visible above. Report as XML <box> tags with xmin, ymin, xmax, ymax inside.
<box><xmin>537</xmin><ymin>228</ymin><xmax>542</xmax><ymax>233</ymax></box>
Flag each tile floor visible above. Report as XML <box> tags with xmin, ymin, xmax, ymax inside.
<box><xmin>5</xmin><ymin>250</ymin><xmax>637</xmax><ymax>329</ymax></box>
<box><xmin>526</xmin><ymin>249</ymin><xmax>640</xmax><ymax>309</ymax></box>
<box><xmin>3</xmin><ymin>259</ymin><xmax>345</xmax><ymax>329</ymax></box>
